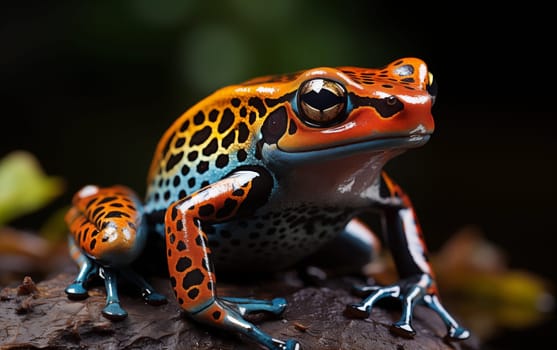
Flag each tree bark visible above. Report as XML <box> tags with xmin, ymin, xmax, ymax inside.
<box><xmin>0</xmin><ymin>273</ymin><xmax>480</xmax><ymax>350</ymax></box>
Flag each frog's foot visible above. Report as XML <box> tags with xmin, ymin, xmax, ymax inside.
<box><xmin>345</xmin><ymin>274</ymin><xmax>470</xmax><ymax>341</ymax></box>
<box><xmin>98</xmin><ymin>267</ymin><xmax>128</xmax><ymax>321</ymax></box>
<box><xmin>422</xmin><ymin>294</ymin><xmax>471</xmax><ymax>341</ymax></box>
<box><xmin>65</xmin><ymin>256</ymin><xmax>99</xmax><ymax>300</ymax></box>
<box><xmin>220</xmin><ymin>296</ymin><xmax>287</xmax><ymax>316</ymax></box>
<box><xmin>192</xmin><ymin>298</ymin><xmax>300</xmax><ymax>350</ymax></box>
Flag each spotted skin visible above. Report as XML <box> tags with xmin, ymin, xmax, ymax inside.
<box><xmin>66</xmin><ymin>58</ymin><xmax>469</xmax><ymax>349</ymax></box>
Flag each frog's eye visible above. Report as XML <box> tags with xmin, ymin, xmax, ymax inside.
<box><xmin>297</xmin><ymin>78</ymin><xmax>347</xmax><ymax>127</ymax></box>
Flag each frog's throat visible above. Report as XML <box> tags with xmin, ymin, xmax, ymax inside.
<box><xmin>261</xmin><ymin>135</ymin><xmax>430</xmax><ymax>167</ymax></box>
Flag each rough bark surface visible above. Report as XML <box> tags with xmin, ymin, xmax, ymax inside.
<box><xmin>0</xmin><ymin>273</ymin><xmax>480</xmax><ymax>350</ymax></box>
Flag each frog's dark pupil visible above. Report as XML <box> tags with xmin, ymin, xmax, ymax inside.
<box><xmin>301</xmin><ymin>89</ymin><xmax>343</xmax><ymax>111</ymax></box>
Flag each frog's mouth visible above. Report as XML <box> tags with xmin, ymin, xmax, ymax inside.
<box><xmin>261</xmin><ymin>133</ymin><xmax>430</xmax><ymax>167</ymax></box>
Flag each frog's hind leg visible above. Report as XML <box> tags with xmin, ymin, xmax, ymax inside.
<box><xmin>65</xmin><ymin>185</ymin><xmax>166</xmax><ymax>320</ymax></box>
<box><xmin>165</xmin><ymin>169</ymin><xmax>300</xmax><ymax>350</ymax></box>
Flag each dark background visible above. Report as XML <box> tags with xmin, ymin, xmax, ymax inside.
<box><xmin>1</xmin><ymin>1</ymin><xmax>555</xmax><ymax>348</ymax></box>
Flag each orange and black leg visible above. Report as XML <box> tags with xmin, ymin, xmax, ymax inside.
<box><xmin>344</xmin><ymin>172</ymin><xmax>470</xmax><ymax>341</ymax></box>
<box><xmin>165</xmin><ymin>168</ymin><xmax>299</xmax><ymax>350</ymax></box>
<box><xmin>65</xmin><ymin>185</ymin><xmax>166</xmax><ymax>320</ymax></box>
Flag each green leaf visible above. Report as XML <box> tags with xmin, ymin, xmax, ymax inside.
<box><xmin>0</xmin><ymin>151</ymin><xmax>64</xmax><ymax>226</ymax></box>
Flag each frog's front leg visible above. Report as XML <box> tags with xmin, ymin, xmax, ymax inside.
<box><xmin>344</xmin><ymin>172</ymin><xmax>470</xmax><ymax>341</ymax></box>
<box><xmin>65</xmin><ymin>185</ymin><xmax>167</xmax><ymax>320</ymax></box>
<box><xmin>165</xmin><ymin>168</ymin><xmax>299</xmax><ymax>350</ymax></box>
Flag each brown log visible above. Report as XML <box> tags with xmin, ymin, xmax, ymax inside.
<box><xmin>0</xmin><ymin>273</ymin><xmax>480</xmax><ymax>350</ymax></box>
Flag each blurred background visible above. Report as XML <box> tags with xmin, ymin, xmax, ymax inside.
<box><xmin>1</xmin><ymin>0</ymin><xmax>555</xmax><ymax>348</ymax></box>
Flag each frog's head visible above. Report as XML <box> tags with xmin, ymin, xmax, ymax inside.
<box><xmin>246</xmin><ymin>57</ymin><xmax>436</xmax><ymax>166</ymax></box>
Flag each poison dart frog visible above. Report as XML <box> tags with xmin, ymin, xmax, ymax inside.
<box><xmin>64</xmin><ymin>57</ymin><xmax>470</xmax><ymax>350</ymax></box>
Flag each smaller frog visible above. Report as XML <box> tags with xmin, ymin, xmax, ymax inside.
<box><xmin>64</xmin><ymin>57</ymin><xmax>470</xmax><ymax>350</ymax></box>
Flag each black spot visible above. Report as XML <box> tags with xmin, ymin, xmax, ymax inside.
<box><xmin>91</xmin><ymin>229</ymin><xmax>99</xmax><ymax>237</ymax></box>
<box><xmin>179</xmin><ymin>189</ymin><xmax>187</xmax><ymax>198</ymax></box>
<box><xmin>248</xmin><ymin>97</ymin><xmax>266</xmax><ymax>117</ymax></box>
<box><xmin>221</xmin><ymin>130</ymin><xmax>236</xmax><ymax>149</ymax></box>
<box><xmin>208</xmin><ymin>109</ymin><xmax>219</xmax><ymax>122</ymax></box>
<box><xmin>188</xmin><ymin>178</ymin><xmax>196</xmax><ymax>188</ymax></box>
<box><xmin>168</xmin><ymin>248</ymin><xmax>172</xmax><ymax>257</ymax></box>
<box><xmin>212</xmin><ymin>311</ymin><xmax>221</xmax><ymax>320</ymax></box>
<box><xmin>265</xmin><ymin>91</ymin><xmax>295</xmax><ymax>107</ymax></box>
<box><xmin>105</xmin><ymin>211</ymin><xmax>130</xmax><ymax>219</ymax></box>
<box><xmin>239</xmin><ymin>106</ymin><xmax>247</xmax><ymax>117</ymax></box>
<box><xmin>202</xmin><ymin>138</ymin><xmax>219</xmax><ymax>156</ymax></box>
<box><xmin>207</xmin><ymin>281</ymin><xmax>214</xmax><ymax>291</ymax></box>
<box><xmin>195</xmin><ymin>235</ymin><xmax>205</xmax><ymax>246</ymax></box>
<box><xmin>91</xmin><ymin>206</ymin><xmax>105</xmax><ymax>220</ymax></box>
<box><xmin>198</xmin><ymin>204</ymin><xmax>215</xmax><ymax>217</ymax></box>
<box><xmin>218</xmin><ymin>108</ymin><xmax>235</xmax><ymax>133</ymax></box>
<box><xmin>171</xmin><ymin>207</ymin><xmax>178</xmax><ymax>220</ymax></box>
<box><xmin>181</xmin><ymin>165</ymin><xmax>190</xmax><ymax>176</ymax></box>
<box><xmin>176</xmin><ymin>256</ymin><xmax>193</xmax><ymax>272</ymax></box>
<box><xmin>249</xmin><ymin>232</ymin><xmax>260</xmax><ymax>239</ymax></box>
<box><xmin>215</xmin><ymin>154</ymin><xmax>229</xmax><ymax>168</ymax></box>
<box><xmin>231</xmin><ymin>97</ymin><xmax>241</xmax><ymax>107</ymax></box>
<box><xmin>176</xmin><ymin>219</ymin><xmax>183</xmax><ymax>231</ymax></box>
<box><xmin>187</xmin><ymin>151</ymin><xmax>198</xmax><ymax>161</ymax></box>
<box><xmin>89</xmin><ymin>239</ymin><xmax>97</xmax><ymax>251</ymax></box>
<box><xmin>288</xmin><ymin>119</ymin><xmax>297</xmax><ymax>135</ymax></box>
<box><xmin>173</xmin><ymin>175</ymin><xmax>181</xmax><ymax>187</ymax></box>
<box><xmin>98</xmin><ymin>196</ymin><xmax>118</xmax><ymax>204</ymax></box>
<box><xmin>178</xmin><ymin>297</ymin><xmax>183</xmax><ymax>304</ymax></box>
<box><xmin>216</xmin><ymin>198</ymin><xmax>237</xmax><ymax>219</ymax></box>
<box><xmin>200</xmin><ymin>180</ymin><xmax>210</xmax><ymax>187</ymax></box>
<box><xmin>249</xmin><ymin>111</ymin><xmax>257</xmax><ymax>124</ymax></box>
<box><xmin>193</xmin><ymin>111</ymin><xmax>205</xmax><ymax>125</ymax></box>
<box><xmin>190</xmin><ymin>126</ymin><xmax>212</xmax><ymax>146</ymax></box>
<box><xmin>187</xmin><ymin>288</ymin><xmax>200</xmax><ymax>299</ymax></box>
<box><xmin>180</xmin><ymin>120</ymin><xmax>190</xmax><ymax>132</ymax></box>
<box><xmin>169</xmin><ymin>233</ymin><xmax>176</xmax><ymax>244</ymax></box>
<box><xmin>349</xmin><ymin>92</ymin><xmax>404</xmax><ymax>118</ymax></box>
<box><xmin>85</xmin><ymin>197</ymin><xmax>98</xmax><ymax>208</ymax></box>
<box><xmin>162</xmin><ymin>131</ymin><xmax>176</xmax><ymax>158</ymax></box>
<box><xmin>182</xmin><ymin>269</ymin><xmax>205</xmax><ymax>290</ymax></box>
<box><xmin>237</xmin><ymin>122</ymin><xmax>249</xmax><ymax>143</ymax></box>
<box><xmin>237</xmin><ymin>149</ymin><xmax>247</xmax><ymax>162</ymax></box>
<box><xmin>197</xmin><ymin>161</ymin><xmax>209</xmax><ymax>174</ymax></box>
<box><xmin>261</xmin><ymin>106</ymin><xmax>287</xmax><ymax>144</ymax></box>
<box><xmin>232</xmin><ymin>189</ymin><xmax>244</xmax><ymax>196</ymax></box>
<box><xmin>166</xmin><ymin>152</ymin><xmax>184</xmax><ymax>172</ymax></box>
<box><xmin>164</xmin><ymin>191</ymin><xmax>171</xmax><ymax>201</ymax></box>
<box><xmin>170</xmin><ymin>277</ymin><xmax>176</xmax><ymax>288</ymax></box>
<box><xmin>174</xmin><ymin>137</ymin><xmax>186</xmax><ymax>148</ymax></box>
<box><xmin>109</xmin><ymin>202</ymin><xmax>124</xmax><ymax>208</ymax></box>
<box><xmin>176</xmin><ymin>241</ymin><xmax>187</xmax><ymax>251</ymax></box>
<box><xmin>381</xmin><ymin>84</ymin><xmax>393</xmax><ymax>88</ymax></box>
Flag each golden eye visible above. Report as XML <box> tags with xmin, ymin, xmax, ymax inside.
<box><xmin>297</xmin><ymin>78</ymin><xmax>347</xmax><ymax>127</ymax></box>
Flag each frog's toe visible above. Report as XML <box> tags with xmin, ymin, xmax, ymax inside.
<box><xmin>344</xmin><ymin>303</ymin><xmax>370</xmax><ymax>319</ymax></box>
<box><xmin>102</xmin><ymin>302</ymin><xmax>128</xmax><ymax>321</ymax></box>
<box><xmin>447</xmin><ymin>326</ymin><xmax>471</xmax><ymax>341</ymax></box>
<box><xmin>271</xmin><ymin>297</ymin><xmax>287</xmax><ymax>314</ymax></box>
<box><xmin>65</xmin><ymin>283</ymin><xmax>89</xmax><ymax>300</ymax></box>
<box><xmin>272</xmin><ymin>338</ymin><xmax>301</xmax><ymax>350</ymax></box>
<box><xmin>143</xmin><ymin>291</ymin><xmax>167</xmax><ymax>306</ymax></box>
<box><xmin>390</xmin><ymin>321</ymin><xmax>416</xmax><ymax>338</ymax></box>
